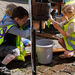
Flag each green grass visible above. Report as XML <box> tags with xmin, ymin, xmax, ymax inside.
<box><xmin>13</xmin><ymin>69</ymin><xmax>21</xmax><ymax>73</ymax></box>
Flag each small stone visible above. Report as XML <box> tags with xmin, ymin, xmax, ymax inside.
<box><xmin>55</xmin><ymin>72</ymin><xmax>70</xmax><ymax>75</ymax></box>
<box><xmin>64</xmin><ymin>65</ymin><xmax>75</xmax><ymax>74</ymax></box>
<box><xmin>37</xmin><ymin>65</ymin><xmax>50</xmax><ymax>72</ymax></box>
<box><xmin>41</xmin><ymin>70</ymin><xmax>56</xmax><ymax>75</ymax></box>
<box><xmin>26</xmin><ymin>71</ymin><xmax>41</xmax><ymax>75</ymax></box>
<box><xmin>50</xmin><ymin>64</ymin><xmax>66</xmax><ymax>72</ymax></box>
<box><xmin>11</xmin><ymin>71</ymin><xmax>24</xmax><ymax>75</ymax></box>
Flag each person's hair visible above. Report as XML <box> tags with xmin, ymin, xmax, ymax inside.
<box><xmin>62</xmin><ymin>4</ymin><xmax>75</xmax><ymax>15</ymax></box>
<box><xmin>12</xmin><ymin>6</ymin><xmax>29</xmax><ymax>19</ymax></box>
<box><xmin>5</xmin><ymin>4</ymin><xmax>17</xmax><ymax>16</ymax></box>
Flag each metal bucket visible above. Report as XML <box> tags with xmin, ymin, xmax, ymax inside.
<box><xmin>36</xmin><ymin>39</ymin><xmax>54</xmax><ymax>64</ymax></box>
<box><xmin>55</xmin><ymin>15</ymin><xmax>62</xmax><ymax>23</ymax></box>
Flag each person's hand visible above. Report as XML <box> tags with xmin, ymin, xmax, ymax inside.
<box><xmin>33</xmin><ymin>21</ymin><xmax>39</xmax><ymax>30</ymax></box>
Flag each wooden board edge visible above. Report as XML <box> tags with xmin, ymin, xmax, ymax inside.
<box><xmin>26</xmin><ymin>48</ymin><xmax>65</xmax><ymax>56</ymax></box>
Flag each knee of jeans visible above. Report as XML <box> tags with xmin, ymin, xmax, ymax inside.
<box><xmin>13</xmin><ymin>48</ymin><xmax>20</xmax><ymax>56</ymax></box>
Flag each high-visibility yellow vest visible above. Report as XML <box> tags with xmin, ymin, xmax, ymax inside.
<box><xmin>16</xmin><ymin>27</ymin><xmax>26</xmax><ymax>61</ymax></box>
<box><xmin>0</xmin><ymin>24</ymin><xmax>15</xmax><ymax>44</ymax></box>
<box><xmin>63</xmin><ymin>18</ymin><xmax>75</xmax><ymax>51</ymax></box>
<box><xmin>0</xmin><ymin>24</ymin><xmax>26</xmax><ymax>61</ymax></box>
<box><xmin>65</xmin><ymin>0</ymin><xmax>75</xmax><ymax>5</ymax></box>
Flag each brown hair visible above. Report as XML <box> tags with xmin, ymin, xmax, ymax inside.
<box><xmin>62</xmin><ymin>4</ymin><xmax>75</xmax><ymax>15</ymax></box>
<box><xmin>5</xmin><ymin>4</ymin><xmax>17</xmax><ymax>16</ymax></box>
<box><xmin>12</xmin><ymin>6</ymin><xmax>29</xmax><ymax>19</ymax></box>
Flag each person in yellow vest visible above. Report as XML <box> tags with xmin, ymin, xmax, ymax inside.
<box><xmin>64</xmin><ymin>0</ymin><xmax>75</xmax><ymax>5</ymax></box>
<box><xmin>51</xmin><ymin>0</ymin><xmax>75</xmax><ymax>17</ymax></box>
<box><xmin>3</xmin><ymin>4</ymin><xmax>31</xmax><ymax>47</ymax></box>
<box><xmin>48</xmin><ymin>0</ymin><xmax>75</xmax><ymax>28</ymax></box>
<box><xmin>0</xmin><ymin>6</ymin><xmax>39</xmax><ymax>75</ymax></box>
<box><xmin>49</xmin><ymin>4</ymin><xmax>75</xmax><ymax>59</ymax></box>
<box><xmin>2</xmin><ymin>4</ymin><xmax>31</xmax><ymax>62</ymax></box>
<box><xmin>61</xmin><ymin>0</ymin><xmax>75</xmax><ymax>21</ymax></box>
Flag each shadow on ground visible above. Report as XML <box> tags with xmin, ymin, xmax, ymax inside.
<box><xmin>0</xmin><ymin>52</ymin><xmax>75</xmax><ymax>75</ymax></box>
<box><xmin>37</xmin><ymin>52</ymin><xmax>75</xmax><ymax>66</ymax></box>
<box><xmin>0</xmin><ymin>56</ymin><xmax>31</xmax><ymax>69</ymax></box>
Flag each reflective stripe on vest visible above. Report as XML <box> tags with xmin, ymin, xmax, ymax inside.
<box><xmin>0</xmin><ymin>24</ymin><xmax>15</xmax><ymax>44</ymax></box>
<box><xmin>16</xmin><ymin>35</ymin><xmax>25</xmax><ymax>53</ymax></box>
<box><xmin>63</xmin><ymin>18</ymin><xmax>75</xmax><ymax>51</ymax></box>
<box><xmin>65</xmin><ymin>0</ymin><xmax>75</xmax><ymax>5</ymax></box>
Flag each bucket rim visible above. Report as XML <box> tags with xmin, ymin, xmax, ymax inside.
<box><xmin>36</xmin><ymin>39</ymin><xmax>54</xmax><ymax>47</ymax></box>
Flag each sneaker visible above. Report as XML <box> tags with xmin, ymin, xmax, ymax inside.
<box><xmin>0</xmin><ymin>66</ymin><xmax>12</xmax><ymax>75</ymax></box>
<box><xmin>59</xmin><ymin>54</ymin><xmax>67</xmax><ymax>59</ymax></box>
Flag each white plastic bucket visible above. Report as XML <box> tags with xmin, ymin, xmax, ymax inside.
<box><xmin>36</xmin><ymin>39</ymin><xmax>54</xmax><ymax>64</ymax></box>
<box><xmin>55</xmin><ymin>15</ymin><xmax>62</xmax><ymax>23</ymax></box>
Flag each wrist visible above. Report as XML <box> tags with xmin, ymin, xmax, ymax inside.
<box><xmin>49</xmin><ymin>18</ymin><xmax>53</xmax><ymax>21</ymax></box>
<box><xmin>51</xmin><ymin>19</ymin><xmax>54</xmax><ymax>22</ymax></box>
<box><xmin>50</xmin><ymin>19</ymin><xmax>54</xmax><ymax>23</ymax></box>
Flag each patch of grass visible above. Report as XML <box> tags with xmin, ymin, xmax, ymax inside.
<box><xmin>13</xmin><ymin>69</ymin><xmax>21</xmax><ymax>73</ymax></box>
<box><xmin>50</xmin><ymin>65</ymin><xmax>55</xmax><ymax>67</ymax></box>
<box><xmin>48</xmin><ymin>68</ymin><xmax>51</xmax><ymax>70</ymax></box>
<box><xmin>71</xmin><ymin>73</ymin><xmax>74</xmax><ymax>75</ymax></box>
<box><xmin>60</xmin><ymin>69</ymin><xmax>64</xmax><ymax>72</ymax></box>
<box><xmin>25</xmin><ymin>71</ymin><xmax>28</xmax><ymax>74</ymax></box>
<box><xmin>36</xmin><ymin>66</ymin><xmax>40</xmax><ymax>68</ymax></box>
<box><xmin>68</xmin><ymin>64</ymin><xmax>72</xmax><ymax>66</ymax></box>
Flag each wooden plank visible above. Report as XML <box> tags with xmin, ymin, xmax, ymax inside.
<box><xmin>53</xmin><ymin>48</ymin><xmax>65</xmax><ymax>52</ymax></box>
<box><xmin>36</xmin><ymin>32</ymin><xmax>59</xmax><ymax>40</ymax></box>
<box><xmin>26</xmin><ymin>53</ymin><xmax>31</xmax><ymax>56</ymax></box>
<box><xmin>26</xmin><ymin>48</ymin><xmax>65</xmax><ymax>56</ymax></box>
